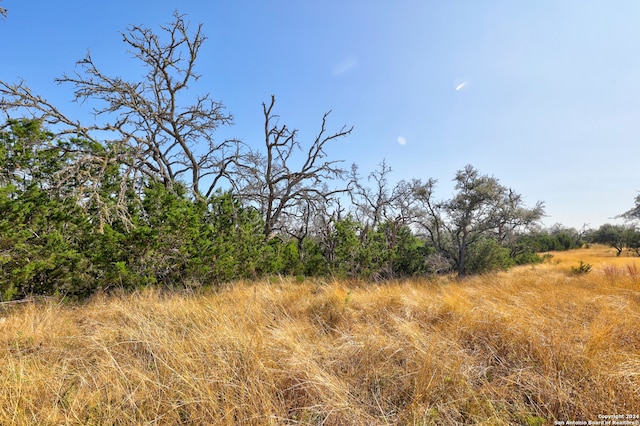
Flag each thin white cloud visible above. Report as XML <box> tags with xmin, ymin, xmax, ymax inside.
<box><xmin>397</xmin><ymin>136</ymin><xmax>407</xmax><ymax>146</ymax></box>
<box><xmin>332</xmin><ymin>56</ymin><xmax>358</xmax><ymax>76</ymax></box>
<box><xmin>455</xmin><ymin>81</ymin><xmax>469</xmax><ymax>91</ymax></box>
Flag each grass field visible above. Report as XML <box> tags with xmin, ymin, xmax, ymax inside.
<box><xmin>1</xmin><ymin>245</ymin><xmax>639</xmax><ymax>425</ymax></box>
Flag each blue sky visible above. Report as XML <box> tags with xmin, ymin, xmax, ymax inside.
<box><xmin>2</xmin><ymin>1</ymin><xmax>640</xmax><ymax>229</ymax></box>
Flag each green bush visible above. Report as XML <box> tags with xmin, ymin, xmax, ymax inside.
<box><xmin>465</xmin><ymin>237</ymin><xmax>514</xmax><ymax>275</ymax></box>
<box><xmin>0</xmin><ymin>119</ymin><xmax>548</xmax><ymax>299</ymax></box>
<box><xmin>570</xmin><ymin>261</ymin><xmax>592</xmax><ymax>275</ymax></box>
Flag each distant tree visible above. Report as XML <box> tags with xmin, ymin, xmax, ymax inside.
<box><xmin>231</xmin><ymin>95</ymin><xmax>352</xmax><ymax>240</ymax></box>
<box><xmin>624</xmin><ymin>227</ymin><xmax>640</xmax><ymax>256</ymax></box>
<box><xmin>590</xmin><ymin>224</ymin><xmax>627</xmax><ymax>256</ymax></box>
<box><xmin>541</xmin><ymin>224</ymin><xmax>582</xmax><ymax>250</ymax></box>
<box><xmin>411</xmin><ymin>165</ymin><xmax>544</xmax><ymax>276</ymax></box>
<box><xmin>589</xmin><ymin>223</ymin><xmax>640</xmax><ymax>257</ymax></box>
<box><xmin>552</xmin><ymin>223</ymin><xmax>589</xmax><ymax>249</ymax></box>
<box><xmin>521</xmin><ymin>224</ymin><xmax>589</xmax><ymax>253</ymax></box>
<box><xmin>311</xmin><ymin>197</ymin><xmax>347</xmax><ymax>269</ymax></box>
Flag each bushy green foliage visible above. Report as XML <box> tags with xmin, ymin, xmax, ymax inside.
<box><xmin>571</xmin><ymin>260</ymin><xmax>592</xmax><ymax>275</ymax></box>
<box><xmin>0</xmin><ymin>120</ymin><xmax>97</xmax><ymax>299</ymax></box>
<box><xmin>531</xmin><ymin>227</ymin><xmax>584</xmax><ymax>251</ymax></box>
<box><xmin>327</xmin><ymin>217</ymin><xmax>366</xmax><ymax>278</ymax></box>
<box><xmin>300</xmin><ymin>238</ymin><xmax>329</xmax><ymax>276</ymax></box>
<box><xmin>0</xmin><ymin>119</ymin><xmax>546</xmax><ymax>300</ymax></box>
<box><xmin>323</xmin><ymin>218</ymin><xmax>432</xmax><ymax>279</ymax></box>
<box><xmin>0</xmin><ymin>184</ymin><xmax>95</xmax><ymax>299</ymax></box>
<box><xmin>205</xmin><ymin>191</ymin><xmax>267</xmax><ymax>280</ymax></box>
<box><xmin>589</xmin><ymin>224</ymin><xmax>636</xmax><ymax>256</ymax></box>
<box><xmin>0</xmin><ymin>120</ymin><xmax>271</xmax><ymax>299</ymax></box>
<box><xmin>464</xmin><ymin>237</ymin><xmax>514</xmax><ymax>275</ymax></box>
<box><xmin>625</xmin><ymin>228</ymin><xmax>640</xmax><ymax>256</ymax></box>
<box><xmin>109</xmin><ymin>185</ymin><xmax>270</xmax><ymax>287</ymax></box>
<box><xmin>384</xmin><ymin>223</ymin><xmax>432</xmax><ymax>277</ymax></box>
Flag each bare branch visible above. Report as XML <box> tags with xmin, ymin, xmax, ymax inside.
<box><xmin>1</xmin><ymin>12</ymin><xmax>240</xmax><ymax>227</ymax></box>
<box><xmin>233</xmin><ymin>95</ymin><xmax>352</xmax><ymax>240</ymax></box>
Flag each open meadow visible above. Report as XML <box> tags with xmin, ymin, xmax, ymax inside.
<box><xmin>1</xmin><ymin>245</ymin><xmax>640</xmax><ymax>425</ymax></box>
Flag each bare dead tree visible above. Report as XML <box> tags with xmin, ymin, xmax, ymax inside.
<box><xmin>309</xmin><ymin>196</ymin><xmax>347</xmax><ymax>265</ymax></box>
<box><xmin>58</xmin><ymin>12</ymin><xmax>239</xmax><ymax>198</ymax></box>
<box><xmin>347</xmin><ymin>161</ymin><xmax>428</xmax><ymax>277</ymax></box>
<box><xmin>348</xmin><ymin>160</ymin><xmax>426</xmax><ymax>237</ymax></box>
<box><xmin>0</xmin><ymin>12</ymin><xmax>239</xmax><ymax>227</ymax></box>
<box><xmin>349</xmin><ymin>160</ymin><xmax>402</xmax><ymax>229</ymax></box>
<box><xmin>232</xmin><ymin>95</ymin><xmax>352</xmax><ymax>240</ymax></box>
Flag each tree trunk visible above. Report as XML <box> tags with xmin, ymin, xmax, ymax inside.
<box><xmin>457</xmin><ymin>233</ymin><xmax>467</xmax><ymax>276</ymax></box>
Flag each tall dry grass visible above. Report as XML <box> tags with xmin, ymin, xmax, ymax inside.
<box><xmin>1</xmin><ymin>245</ymin><xmax>639</xmax><ymax>425</ymax></box>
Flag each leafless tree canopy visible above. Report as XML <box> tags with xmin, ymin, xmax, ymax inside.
<box><xmin>232</xmin><ymin>95</ymin><xmax>352</xmax><ymax>239</ymax></box>
<box><xmin>348</xmin><ymin>160</ymin><xmax>421</xmax><ymax>229</ymax></box>
<box><xmin>0</xmin><ymin>12</ymin><xmax>239</xmax><ymax>227</ymax></box>
<box><xmin>58</xmin><ymin>11</ymin><xmax>239</xmax><ymax>198</ymax></box>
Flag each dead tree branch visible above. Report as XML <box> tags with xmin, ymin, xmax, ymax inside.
<box><xmin>233</xmin><ymin>95</ymin><xmax>352</xmax><ymax>240</ymax></box>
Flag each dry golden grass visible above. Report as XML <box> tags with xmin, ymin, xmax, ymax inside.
<box><xmin>1</xmin><ymin>245</ymin><xmax>640</xmax><ymax>425</ymax></box>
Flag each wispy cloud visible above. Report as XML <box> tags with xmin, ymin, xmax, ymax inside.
<box><xmin>397</xmin><ymin>136</ymin><xmax>407</xmax><ymax>146</ymax></box>
<box><xmin>455</xmin><ymin>81</ymin><xmax>469</xmax><ymax>91</ymax></box>
<box><xmin>332</xmin><ymin>56</ymin><xmax>358</xmax><ymax>76</ymax></box>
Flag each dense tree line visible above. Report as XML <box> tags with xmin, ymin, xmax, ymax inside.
<box><xmin>0</xmin><ymin>14</ymin><xmax>548</xmax><ymax>300</ymax></box>
<box><xmin>520</xmin><ymin>224</ymin><xmax>587</xmax><ymax>252</ymax></box>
